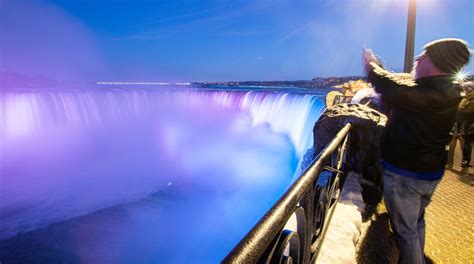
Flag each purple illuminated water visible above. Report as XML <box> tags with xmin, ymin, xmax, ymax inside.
<box><xmin>0</xmin><ymin>87</ymin><xmax>326</xmax><ymax>263</ymax></box>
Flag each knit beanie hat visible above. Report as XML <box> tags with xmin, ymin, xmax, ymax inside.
<box><xmin>423</xmin><ymin>38</ymin><xmax>471</xmax><ymax>74</ymax></box>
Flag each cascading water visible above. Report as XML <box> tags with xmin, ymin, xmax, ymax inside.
<box><xmin>0</xmin><ymin>87</ymin><xmax>327</xmax><ymax>263</ymax></box>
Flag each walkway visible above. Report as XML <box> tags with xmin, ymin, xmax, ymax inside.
<box><xmin>356</xmin><ymin>142</ymin><xmax>473</xmax><ymax>263</ymax></box>
<box><xmin>424</xmin><ymin>144</ymin><xmax>473</xmax><ymax>263</ymax></box>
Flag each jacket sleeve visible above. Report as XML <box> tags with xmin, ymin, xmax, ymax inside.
<box><xmin>367</xmin><ymin>63</ymin><xmax>427</xmax><ymax>113</ymax></box>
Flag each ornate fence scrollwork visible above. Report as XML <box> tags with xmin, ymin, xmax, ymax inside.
<box><xmin>222</xmin><ymin>123</ymin><xmax>351</xmax><ymax>264</ymax></box>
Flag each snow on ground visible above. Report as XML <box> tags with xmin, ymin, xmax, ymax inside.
<box><xmin>316</xmin><ymin>172</ymin><xmax>365</xmax><ymax>263</ymax></box>
<box><xmin>284</xmin><ymin>171</ymin><xmax>365</xmax><ymax>263</ymax></box>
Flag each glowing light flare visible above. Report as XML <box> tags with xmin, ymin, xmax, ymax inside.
<box><xmin>454</xmin><ymin>69</ymin><xmax>470</xmax><ymax>83</ymax></box>
<box><xmin>367</xmin><ymin>0</ymin><xmax>438</xmax><ymax>12</ymax></box>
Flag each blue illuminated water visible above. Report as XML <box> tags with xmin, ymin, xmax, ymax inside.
<box><xmin>0</xmin><ymin>86</ymin><xmax>328</xmax><ymax>263</ymax></box>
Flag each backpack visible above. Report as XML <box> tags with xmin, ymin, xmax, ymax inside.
<box><xmin>459</xmin><ymin>92</ymin><xmax>474</xmax><ymax>116</ymax></box>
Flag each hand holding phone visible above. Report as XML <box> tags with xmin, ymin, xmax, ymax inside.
<box><xmin>362</xmin><ymin>46</ymin><xmax>379</xmax><ymax>74</ymax></box>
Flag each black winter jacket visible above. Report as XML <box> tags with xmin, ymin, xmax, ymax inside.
<box><xmin>368</xmin><ymin>64</ymin><xmax>462</xmax><ymax>173</ymax></box>
<box><xmin>458</xmin><ymin>92</ymin><xmax>474</xmax><ymax>136</ymax></box>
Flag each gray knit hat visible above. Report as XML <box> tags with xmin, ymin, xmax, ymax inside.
<box><xmin>423</xmin><ymin>38</ymin><xmax>471</xmax><ymax>74</ymax></box>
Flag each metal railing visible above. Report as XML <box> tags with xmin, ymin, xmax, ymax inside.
<box><xmin>222</xmin><ymin>123</ymin><xmax>351</xmax><ymax>264</ymax></box>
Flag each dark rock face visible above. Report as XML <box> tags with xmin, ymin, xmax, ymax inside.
<box><xmin>313</xmin><ymin>103</ymin><xmax>387</xmax><ymax>187</ymax></box>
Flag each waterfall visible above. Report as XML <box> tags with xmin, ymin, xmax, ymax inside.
<box><xmin>0</xmin><ymin>88</ymin><xmax>326</xmax><ymax>262</ymax></box>
<box><xmin>1</xmin><ymin>89</ymin><xmax>324</xmax><ymax>156</ymax></box>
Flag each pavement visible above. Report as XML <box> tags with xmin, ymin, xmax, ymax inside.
<box><xmin>424</xmin><ymin>144</ymin><xmax>473</xmax><ymax>263</ymax></box>
<box><xmin>356</xmin><ymin>142</ymin><xmax>473</xmax><ymax>263</ymax></box>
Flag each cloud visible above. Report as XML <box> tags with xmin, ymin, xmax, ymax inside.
<box><xmin>121</xmin><ymin>2</ymin><xmax>275</xmax><ymax>41</ymax></box>
<box><xmin>220</xmin><ymin>30</ymin><xmax>269</xmax><ymax>37</ymax></box>
<box><xmin>128</xmin><ymin>6</ymin><xmax>222</xmax><ymax>29</ymax></box>
<box><xmin>121</xmin><ymin>33</ymin><xmax>170</xmax><ymax>40</ymax></box>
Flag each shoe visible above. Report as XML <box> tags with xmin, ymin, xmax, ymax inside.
<box><xmin>461</xmin><ymin>160</ymin><xmax>471</xmax><ymax>168</ymax></box>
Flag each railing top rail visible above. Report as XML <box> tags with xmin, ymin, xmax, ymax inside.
<box><xmin>222</xmin><ymin>123</ymin><xmax>351</xmax><ymax>263</ymax></box>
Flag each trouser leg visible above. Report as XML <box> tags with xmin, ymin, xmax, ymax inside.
<box><xmin>383</xmin><ymin>171</ymin><xmax>424</xmax><ymax>264</ymax></box>
<box><xmin>417</xmin><ymin>207</ymin><xmax>426</xmax><ymax>255</ymax></box>
<box><xmin>462</xmin><ymin>134</ymin><xmax>473</xmax><ymax>165</ymax></box>
<box><xmin>418</xmin><ymin>180</ymin><xmax>440</xmax><ymax>257</ymax></box>
<box><xmin>446</xmin><ymin>136</ymin><xmax>457</xmax><ymax>168</ymax></box>
<box><xmin>418</xmin><ymin>194</ymin><xmax>431</xmax><ymax>255</ymax></box>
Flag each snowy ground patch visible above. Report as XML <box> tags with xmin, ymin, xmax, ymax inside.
<box><xmin>317</xmin><ymin>172</ymin><xmax>365</xmax><ymax>263</ymax></box>
<box><xmin>284</xmin><ymin>171</ymin><xmax>365</xmax><ymax>263</ymax></box>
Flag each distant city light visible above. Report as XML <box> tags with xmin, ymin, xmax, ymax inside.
<box><xmin>96</xmin><ymin>81</ymin><xmax>191</xmax><ymax>85</ymax></box>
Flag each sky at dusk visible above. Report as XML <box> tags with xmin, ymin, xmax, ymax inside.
<box><xmin>0</xmin><ymin>0</ymin><xmax>473</xmax><ymax>82</ymax></box>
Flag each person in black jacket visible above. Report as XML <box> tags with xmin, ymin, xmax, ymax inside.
<box><xmin>457</xmin><ymin>86</ymin><xmax>474</xmax><ymax>169</ymax></box>
<box><xmin>363</xmin><ymin>38</ymin><xmax>471</xmax><ymax>264</ymax></box>
<box><xmin>446</xmin><ymin>82</ymin><xmax>474</xmax><ymax>171</ymax></box>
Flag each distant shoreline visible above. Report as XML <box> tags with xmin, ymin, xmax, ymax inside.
<box><xmin>0</xmin><ymin>70</ymin><xmax>365</xmax><ymax>90</ymax></box>
<box><xmin>192</xmin><ymin>76</ymin><xmax>366</xmax><ymax>89</ymax></box>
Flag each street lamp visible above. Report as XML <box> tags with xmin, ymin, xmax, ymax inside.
<box><xmin>403</xmin><ymin>0</ymin><xmax>417</xmax><ymax>73</ymax></box>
